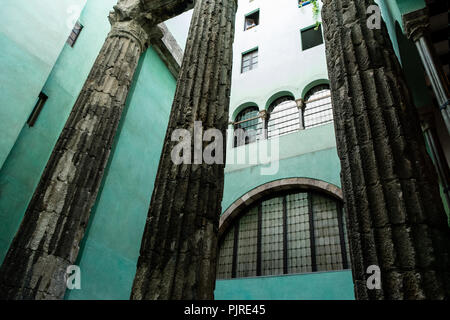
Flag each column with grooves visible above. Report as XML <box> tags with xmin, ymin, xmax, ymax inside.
<box><xmin>0</xmin><ymin>10</ymin><xmax>149</xmax><ymax>299</ymax></box>
<box><xmin>321</xmin><ymin>0</ymin><xmax>450</xmax><ymax>299</ymax></box>
<box><xmin>131</xmin><ymin>0</ymin><xmax>237</xmax><ymax>300</ymax></box>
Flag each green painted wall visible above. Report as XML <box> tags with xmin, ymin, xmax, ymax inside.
<box><xmin>215</xmin><ymin>270</ymin><xmax>355</xmax><ymax>300</ymax></box>
<box><xmin>0</xmin><ymin>0</ymin><xmax>86</xmax><ymax>169</ymax></box>
<box><xmin>65</xmin><ymin>47</ymin><xmax>176</xmax><ymax>300</ymax></box>
<box><xmin>0</xmin><ymin>0</ymin><xmax>118</xmax><ymax>264</ymax></box>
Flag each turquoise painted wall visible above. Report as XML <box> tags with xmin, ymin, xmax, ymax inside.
<box><xmin>215</xmin><ymin>270</ymin><xmax>355</xmax><ymax>300</ymax></box>
<box><xmin>65</xmin><ymin>47</ymin><xmax>176</xmax><ymax>300</ymax></box>
<box><xmin>0</xmin><ymin>0</ymin><xmax>86</xmax><ymax>169</ymax></box>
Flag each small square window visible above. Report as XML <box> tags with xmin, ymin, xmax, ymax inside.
<box><xmin>67</xmin><ymin>21</ymin><xmax>83</xmax><ymax>47</ymax></box>
<box><xmin>244</xmin><ymin>10</ymin><xmax>260</xmax><ymax>31</ymax></box>
<box><xmin>241</xmin><ymin>49</ymin><xmax>258</xmax><ymax>73</ymax></box>
<box><xmin>301</xmin><ymin>24</ymin><xmax>323</xmax><ymax>50</ymax></box>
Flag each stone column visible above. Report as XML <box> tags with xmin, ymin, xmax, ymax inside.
<box><xmin>321</xmin><ymin>0</ymin><xmax>450</xmax><ymax>299</ymax></box>
<box><xmin>403</xmin><ymin>9</ymin><xmax>450</xmax><ymax>134</ymax></box>
<box><xmin>0</xmin><ymin>7</ymin><xmax>150</xmax><ymax>299</ymax></box>
<box><xmin>131</xmin><ymin>0</ymin><xmax>237</xmax><ymax>300</ymax></box>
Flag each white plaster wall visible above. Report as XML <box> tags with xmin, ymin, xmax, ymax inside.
<box><xmin>230</xmin><ymin>0</ymin><xmax>329</xmax><ymax>118</ymax></box>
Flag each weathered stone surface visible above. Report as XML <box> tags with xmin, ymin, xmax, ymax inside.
<box><xmin>321</xmin><ymin>0</ymin><xmax>450</xmax><ymax>299</ymax></box>
<box><xmin>0</xmin><ymin>0</ymin><xmax>194</xmax><ymax>300</ymax></box>
<box><xmin>130</xmin><ymin>0</ymin><xmax>237</xmax><ymax>300</ymax></box>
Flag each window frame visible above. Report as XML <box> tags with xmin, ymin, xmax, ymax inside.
<box><xmin>233</xmin><ymin>106</ymin><xmax>261</xmax><ymax>147</ymax></box>
<box><xmin>303</xmin><ymin>84</ymin><xmax>333</xmax><ymax>129</ymax></box>
<box><xmin>244</xmin><ymin>9</ymin><xmax>260</xmax><ymax>31</ymax></box>
<box><xmin>217</xmin><ymin>189</ymin><xmax>350</xmax><ymax>280</ymax></box>
<box><xmin>300</xmin><ymin>24</ymin><xmax>324</xmax><ymax>51</ymax></box>
<box><xmin>241</xmin><ymin>48</ymin><xmax>259</xmax><ymax>73</ymax></box>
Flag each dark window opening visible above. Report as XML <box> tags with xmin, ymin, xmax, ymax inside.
<box><xmin>27</xmin><ymin>92</ymin><xmax>48</xmax><ymax>127</ymax></box>
<box><xmin>301</xmin><ymin>24</ymin><xmax>324</xmax><ymax>50</ymax></box>
<box><xmin>244</xmin><ymin>10</ymin><xmax>260</xmax><ymax>31</ymax></box>
<box><xmin>241</xmin><ymin>49</ymin><xmax>258</xmax><ymax>73</ymax></box>
<box><xmin>67</xmin><ymin>21</ymin><xmax>83</xmax><ymax>47</ymax></box>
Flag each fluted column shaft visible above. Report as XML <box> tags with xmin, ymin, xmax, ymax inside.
<box><xmin>0</xmin><ymin>16</ymin><xmax>149</xmax><ymax>300</ymax></box>
<box><xmin>322</xmin><ymin>0</ymin><xmax>450</xmax><ymax>299</ymax></box>
<box><xmin>131</xmin><ymin>0</ymin><xmax>237</xmax><ymax>300</ymax></box>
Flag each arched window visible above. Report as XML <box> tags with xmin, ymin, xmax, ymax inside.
<box><xmin>303</xmin><ymin>85</ymin><xmax>333</xmax><ymax>129</ymax></box>
<box><xmin>217</xmin><ymin>190</ymin><xmax>350</xmax><ymax>279</ymax></box>
<box><xmin>234</xmin><ymin>106</ymin><xmax>261</xmax><ymax>147</ymax></box>
<box><xmin>267</xmin><ymin>96</ymin><xmax>300</xmax><ymax>138</ymax></box>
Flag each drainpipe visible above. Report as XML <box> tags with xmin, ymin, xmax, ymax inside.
<box><xmin>421</xmin><ymin>112</ymin><xmax>450</xmax><ymax>209</ymax></box>
<box><xmin>403</xmin><ymin>9</ymin><xmax>450</xmax><ymax>134</ymax></box>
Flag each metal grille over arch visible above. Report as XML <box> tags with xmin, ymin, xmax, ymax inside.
<box><xmin>267</xmin><ymin>96</ymin><xmax>300</xmax><ymax>138</ymax></box>
<box><xmin>303</xmin><ymin>84</ymin><xmax>333</xmax><ymax>129</ymax></box>
<box><xmin>233</xmin><ymin>106</ymin><xmax>262</xmax><ymax>147</ymax></box>
<box><xmin>217</xmin><ymin>179</ymin><xmax>350</xmax><ymax>279</ymax></box>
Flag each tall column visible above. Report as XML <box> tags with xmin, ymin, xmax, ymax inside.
<box><xmin>403</xmin><ymin>9</ymin><xmax>450</xmax><ymax>135</ymax></box>
<box><xmin>321</xmin><ymin>0</ymin><xmax>450</xmax><ymax>299</ymax></box>
<box><xmin>131</xmin><ymin>0</ymin><xmax>237</xmax><ymax>300</ymax></box>
<box><xmin>0</xmin><ymin>6</ymin><xmax>150</xmax><ymax>299</ymax></box>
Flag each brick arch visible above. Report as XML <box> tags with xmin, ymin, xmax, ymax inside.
<box><xmin>219</xmin><ymin>177</ymin><xmax>343</xmax><ymax>238</ymax></box>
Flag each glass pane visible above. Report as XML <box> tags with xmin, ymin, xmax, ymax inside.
<box><xmin>312</xmin><ymin>194</ymin><xmax>343</xmax><ymax>271</ymax></box>
<box><xmin>268</xmin><ymin>99</ymin><xmax>300</xmax><ymax>138</ymax></box>
<box><xmin>261</xmin><ymin>196</ymin><xmax>284</xmax><ymax>276</ymax></box>
<box><xmin>304</xmin><ymin>86</ymin><xmax>333</xmax><ymax>129</ymax></box>
<box><xmin>236</xmin><ymin>206</ymin><xmax>258</xmax><ymax>278</ymax></box>
<box><xmin>217</xmin><ymin>226</ymin><xmax>235</xmax><ymax>279</ymax></box>
<box><xmin>286</xmin><ymin>192</ymin><xmax>312</xmax><ymax>273</ymax></box>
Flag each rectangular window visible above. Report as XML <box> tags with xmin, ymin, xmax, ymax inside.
<box><xmin>27</xmin><ymin>92</ymin><xmax>48</xmax><ymax>127</ymax></box>
<box><xmin>244</xmin><ymin>10</ymin><xmax>260</xmax><ymax>31</ymax></box>
<box><xmin>241</xmin><ymin>48</ymin><xmax>258</xmax><ymax>73</ymax></box>
<box><xmin>301</xmin><ymin>24</ymin><xmax>324</xmax><ymax>50</ymax></box>
<box><xmin>67</xmin><ymin>21</ymin><xmax>83</xmax><ymax>47</ymax></box>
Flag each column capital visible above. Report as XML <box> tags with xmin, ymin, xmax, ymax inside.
<box><xmin>295</xmin><ymin>98</ymin><xmax>305</xmax><ymax>109</ymax></box>
<box><xmin>402</xmin><ymin>8</ymin><xmax>430</xmax><ymax>42</ymax></box>
<box><xmin>259</xmin><ymin>110</ymin><xmax>268</xmax><ymax>119</ymax></box>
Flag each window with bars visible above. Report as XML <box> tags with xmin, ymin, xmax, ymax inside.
<box><xmin>267</xmin><ymin>96</ymin><xmax>300</xmax><ymax>138</ymax></box>
<box><xmin>233</xmin><ymin>106</ymin><xmax>262</xmax><ymax>147</ymax></box>
<box><xmin>241</xmin><ymin>49</ymin><xmax>258</xmax><ymax>73</ymax></box>
<box><xmin>67</xmin><ymin>21</ymin><xmax>83</xmax><ymax>47</ymax></box>
<box><xmin>216</xmin><ymin>190</ymin><xmax>350</xmax><ymax>279</ymax></box>
<box><xmin>303</xmin><ymin>85</ymin><xmax>333</xmax><ymax>129</ymax></box>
